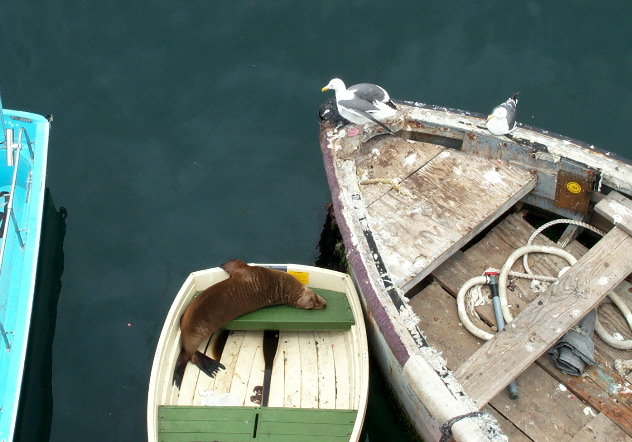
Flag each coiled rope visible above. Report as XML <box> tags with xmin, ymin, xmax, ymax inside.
<box><xmin>457</xmin><ymin>219</ymin><xmax>632</xmax><ymax>350</ymax></box>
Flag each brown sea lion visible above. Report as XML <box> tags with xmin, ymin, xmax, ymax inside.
<box><xmin>172</xmin><ymin>259</ymin><xmax>327</xmax><ymax>388</ymax></box>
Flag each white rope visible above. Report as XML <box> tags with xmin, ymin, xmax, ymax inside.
<box><xmin>523</xmin><ymin>219</ymin><xmax>631</xmax><ymax>350</ymax></box>
<box><xmin>522</xmin><ymin>219</ymin><xmax>605</xmax><ymax>276</ymax></box>
<box><xmin>498</xmin><ymin>245</ymin><xmax>577</xmax><ymax>323</ymax></box>
<box><xmin>457</xmin><ymin>219</ymin><xmax>632</xmax><ymax>350</ymax></box>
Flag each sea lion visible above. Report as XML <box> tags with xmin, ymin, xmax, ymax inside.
<box><xmin>172</xmin><ymin>259</ymin><xmax>327</xmax><ymax>388</ymax></box>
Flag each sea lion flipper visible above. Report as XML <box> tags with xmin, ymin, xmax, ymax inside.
<box><xmin>172</xmin><ymin>349</ymin><xmax>189</xmax><ymax>389</ymax></box>
<box><xmin>193</xmin><ymin>351</ymin><xmax>226</xmax><ymax>378</ymax></box>
<box><xmin>220</xmin><ymin>259</ymin><xmax>249</xmax><ymax>276</ymax></box>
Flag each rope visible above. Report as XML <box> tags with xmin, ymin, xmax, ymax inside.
<box><xmin>439</xmin><ymin>412</ymin><xmax>484</xmax><ymax>442</ymax></box>
<box><xmin>522</xmin><ymin>219</ymin><xmax>605</xmax><ymax>277</ymax></box>
<box><xmin>457</xmin><ymin>218</ymin><xmax>632</xmax><ymax>350</ymax></box>
<box><xmin>523</xmin><ymin>219</ymin><xmax>632</xmax><ymax>350</ymax></box>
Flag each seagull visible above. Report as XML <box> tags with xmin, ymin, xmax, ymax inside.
<box><xmin>486</xmin><ymin>93</ymin><xmax>519</xmax><ymax>136</ymax></box>
<box><xmin>322</xmin><ymin>78</ymin><xmax>397</xmax><ymax>134</ymax></box>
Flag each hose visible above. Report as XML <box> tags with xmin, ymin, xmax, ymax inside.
<box><xmin>457</xmin><ymin>220</ymin><xmax>632</xmax><ymax>350</ymax></box>
<box><xmin>457</xmin><ymin>276</ymin><xmax>493</xmax><ymax>341</ymax></box>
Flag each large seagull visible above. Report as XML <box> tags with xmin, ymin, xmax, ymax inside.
<box><xmin>322</xmin><ymin>78</ymin><xmax>397</xmax><ymax>135</ymax></box>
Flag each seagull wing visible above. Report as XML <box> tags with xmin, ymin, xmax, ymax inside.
<box><xmin>338</xmin><ymin>97</ymin><xmax>381</xmax><ymax>113</ymax></box>
<box><xmin>500</xmin><ymin>99</ymin><xmax>517</xmax><ymax>130</ymax></box>
<box><xmin>349</xmin><ymin>83</ymin><xmax>397</xmax><ymax>110</ymax></box>
<box><xmin>338</xmin><ymin>99</ymin><xmax>394</xmax><ymax>134</ymax></box>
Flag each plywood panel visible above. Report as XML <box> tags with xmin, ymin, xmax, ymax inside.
<box><xmin>356</xmin><ymin>136</ymin><xmax>445</xmax><ymax>206</ymax></box>
<box><xmin>365</xmin><ymin>148</ymin><xmax>536</xmax><ymax>291</ymax></box>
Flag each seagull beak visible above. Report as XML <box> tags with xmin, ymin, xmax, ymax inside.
<box><xmin>486</xmin><ymin>114</ymin><xmax>493</xmax><ymax>121</ymax></box>
<box><xmin>321</xmin><ymin>86</ymin><xmax>329</xmax><ymax>92</ymax></box>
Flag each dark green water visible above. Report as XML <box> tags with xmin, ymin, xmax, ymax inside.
<box><xmin>2</xmin><ymin>2</ymin><xmax>631</xmax><ymax>441</ymax></box>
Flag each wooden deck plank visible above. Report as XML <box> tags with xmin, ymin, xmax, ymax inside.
<box><xmin>432</xmin><ymin>216</ymin><xmax>542</xmax><ymax>322</ymax></box>
<box><xmin>158</xmin><ymin>406</ymin><xmax>254</xmax><ymax>441</ymax></box>
<box><xmin>212</xmin><ymin>330</ymin><xmax>246</xmax><ymax>397</ymax></box>
<box><xmin>316</xmin><ymin>332</ymin><xmax>337</xmax><ymax>409</ymax></box>
<box><xmin>537</xmin><ymin>355</ymin><xmax>632</xmax><ymax>437</ymax></box>
<box><xmin>194</xmin><ymin>332</ymin><xmax>224</xmax><ymax>399</ymax></box>
<box><xmin>281</xmin><ymin>331</ymin><xmax>301</xmax><ymax>407</ymax></box>
<box><xmin>455</xmin><ymin>226</ymin><xmax>632</xmax><ymax>408</ymax></box>
<box><xmin>330</xmin><ymin>330</ymin><xmax>351</xmax><ymax>409</ymax></box>
<box><xmin>430</xmin><ymin>213</ymin><xmax>569</xmax><ymax>332</ymax></box>
<box><xmin>299</xmin><ymin>332</ymin><xmax>319</xmax><ymax>408</ymax></box>
<box><xmin>570</xmin><ymin>412</ymin><xmax>632</xmax><ymax>441</ymax></box>
<box><xmin>364</xmin><ymin>148</ymin><xmax>536</xmax><ymax>292</ymax></box>
<box><xmin>229</xmin><ymin>331</ymin><xmax>263</xmax><ymax>406</ymax></box>
<box><xmin>158</xmin><ymin>406</ymin><xmax>358</xmax><ymax>441</ymax></box>
<box><xmin>257</xmin><ymin>408</ymin><xmax>357</xmax><ymax>439</ymax></box>
<box><xmin>485</xmin><ymin>408</ymin><xmax>532</xmax><ymax>442</ymax></box>
<box><xmin>410</xmin><ymin>282</ymin><xmax>594</xmax><ymax>440</ymax></box>
<box><xmin>244</xmin><ymin>334</ymin><xmax>265</xmax><ymax>407</ymax></box>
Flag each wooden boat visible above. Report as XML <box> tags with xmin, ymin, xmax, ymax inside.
<box><xmin>0</xmin><ymin>96</ymin><xmax>50</xmax><ymax>441</ymax></box>
<box><xmin>148</xmin><ymin>264</ymin><xmax>369</xmax><ymax>442</ymax></box>
<box><xmin>319</xmin><ymin>99</ymin><xmax>632</xmax><ymax>441</ymax></box>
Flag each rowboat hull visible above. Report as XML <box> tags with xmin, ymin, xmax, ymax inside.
<box><xmin>320</xmin><ymin>100</ymin><xmax>632</xmax><ymax>441</ymax></box>
<box><xmin>148</xmin><ymin>264</ymin><xmax>369</xmax><ymax>441</ymax></box>
<box><xmin>0</xmin><ymin>104</ymin><xmax>50</xmax><ymax>442</ymax></box>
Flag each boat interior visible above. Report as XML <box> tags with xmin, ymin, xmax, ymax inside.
<box><xmin>352</xmin><ymin>130</ymin><xmax>632</xmax><ymax>440</ymax></box>
<box><xmin>155</xmin><ymin>285</ymin><xmax>366</xmax><ymax>441</ymax></box>
<box><xmin>1</xmin><ymin>122</ymin><xmax>36</xmax><ymax>346</ymax></box>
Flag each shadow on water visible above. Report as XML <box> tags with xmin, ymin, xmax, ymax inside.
<box><xmin>14</xmin><ymin>189</ymin><xmax>66</xmax><ymax>442</ymax></box>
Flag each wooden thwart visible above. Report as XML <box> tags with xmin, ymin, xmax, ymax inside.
<box><xmin>224</xmin><ymin>288</ymin><xmax>354</xmax><ymax>331</ymax></box>
<box><xmin>595</xmin><ymin>191</ymin><xmax>632</xmax><ymax>235</ymax></box>
<box><xmin>455</xmin><ymin>224</ymin><xmax>632</xmax><ymax>408</ymax></box>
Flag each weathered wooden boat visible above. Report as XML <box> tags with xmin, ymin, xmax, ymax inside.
<box><xmin>148</xmin><ymin>264</ymin><xmax>369</xmax><ymax>441</ymax></box>
<box><xmin>0</xmin><ymin>95</ymin><xmax>50</xmax><ymax>442</ymax></box>
<box><xmin>319</xmin><ymin>98</ymin><xmax>632</xmax><ymax>441</ymax></box>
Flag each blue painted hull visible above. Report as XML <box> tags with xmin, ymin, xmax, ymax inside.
<box><xmin>0</xmin><ymin>105</ymin><xmax>50</xmax><ymax>442</ymax></box>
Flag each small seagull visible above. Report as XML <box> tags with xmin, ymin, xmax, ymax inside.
<box><xmin>322</xmin><ymin>78</ymin><xmax>397</xmax><ymax>135</ymax></box>
<box><xmin>486</xmin><ymin>93</ymin><xmax>519</xmax><ymax>136</ymax></box>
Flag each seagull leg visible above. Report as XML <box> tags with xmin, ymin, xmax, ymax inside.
<box><xmin>346</xmin><ymin>127</ymin><xmax>361</xmax><ymax>137</ymax></box>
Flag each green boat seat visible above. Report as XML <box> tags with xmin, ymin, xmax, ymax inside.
<box><xmin>158</xmin><ymin>405</ymin><xmax>357</xmax><ymax>441</ymax></box>
<box><xmin>200</xmin><ymin>288</ymin><xmax>355</xmax><ymax>331</ymax></box>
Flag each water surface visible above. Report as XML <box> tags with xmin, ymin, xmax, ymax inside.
<box><xmin>2</xmin><ymin>2</ymin><xmax>631</xmax><ymax>441</ymax></box>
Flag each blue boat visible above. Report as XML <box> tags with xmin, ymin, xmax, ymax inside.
<box><xmin>0</xmin><ymin>94</ymin><xmax>50</xmax><ymax>442</ymax></box>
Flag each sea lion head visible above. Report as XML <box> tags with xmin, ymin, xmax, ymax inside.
<box><xmin>290</xmin><ymin>285</ymin><xmax>327</xmax><ymax>310</ymax></box>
